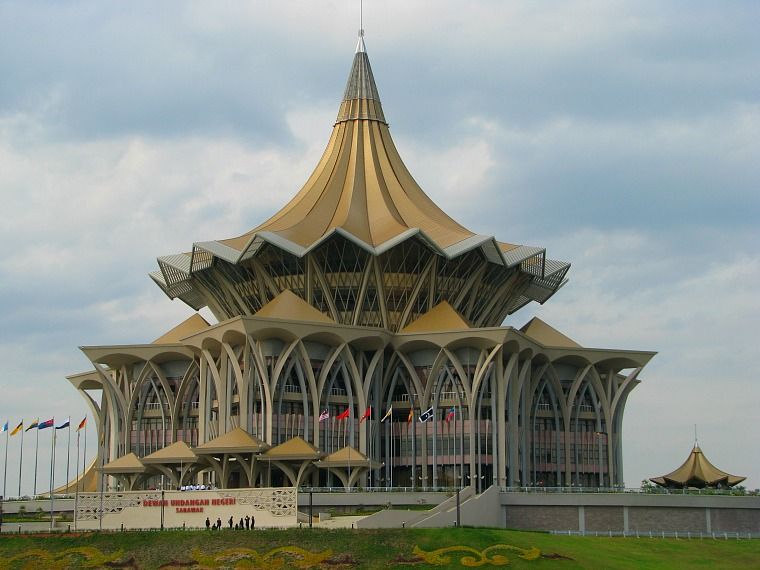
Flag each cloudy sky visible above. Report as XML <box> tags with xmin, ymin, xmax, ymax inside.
<box><xmin>1</xmin><ymin>1</ymin><xmax>758</xmax><ymax>495</ymax></box>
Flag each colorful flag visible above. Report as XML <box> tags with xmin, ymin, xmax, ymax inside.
<box><xmin>0</xmin><ymin>421</ymin><xmax>7</xmax><ymax>433</ymax></box>
<box><xmin>359</xmin><ymin>407</ymin><xmax>371</xmax><ymax>423</ymax></box>
<box><xmin>446</xmin><ymin>407</ymin><xmax>456</xmax><ymax>423</ymax></box>
<box><xmin>77</xmin><ymin>417</ymin><xmax>87</xmax><ymax>431</ymax></box>
<box><xmin>418</xmin><ymin>407</ymin><xmax>434</xmax><ymax>423</ymax></box>
<box><xmin>407</xmin><ymin>408</ymin><xmax>414</xmax><ymax>423</ymax></box>
<box><xmin>25</xmin><ymin>419</ymin><xmax>39</xmax><ymax>431</ymax></box>
<box><xmin>38</xmin><ymin>418</ymin><xmax>54</xmax><ymax>430</ymax></box>
<box><xmin>336</xmin><ymin>408</ymin><xmax>350</xmax><ymax>421</ymax></box>
<box><xmin>319</xmin><ymin>410</ymin><xmax>329</xmax><ymax>422</ymax></box>
<box><xmin>56</xmin><ymin>418</ymin><xmax>70</xmax><ymax>430</ymax></box>
<box><xmin>380</xmin><ymin>406</ymin><xmax>393</xmax><ymax>423</ymax></box>
<box><xmin>10</xmin><ymin>421</ymin><xmax>23</xmax><ymax>436</ymax></box>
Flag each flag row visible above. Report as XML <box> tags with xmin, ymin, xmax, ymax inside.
<box><xmin>0</xmin><ymin>417</ymin><xmax>87</xmax><ymax>434</ymax></box>
<box><xmin>317</xmin><ymin>406</ymin><xmax>458</xmax><ymax>424</ymax></box>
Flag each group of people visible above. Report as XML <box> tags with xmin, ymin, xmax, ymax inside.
<box><xmin>205</xmin><ymin>515</ymin><xmax>256</xmax><ymax>530</ymax></box>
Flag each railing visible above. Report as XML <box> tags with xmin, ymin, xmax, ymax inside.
<box><xmin>299</xmin><ymin>486</ymin><xmax>460</xmax><ymax>494</ymax></box>
<box><xmin>397</xmin><ymin>392</ymin><xmax>466</xmax><ymax>402</ymax></box>
<box><xmin>501</xmin><ymin>486</ymin><xmax>759</xmax><ymax>496</ymax></box>
<box><xmin>551</xmin><ymin>530</ymin><xmax>759</xmax><ymax>539</ymax></box>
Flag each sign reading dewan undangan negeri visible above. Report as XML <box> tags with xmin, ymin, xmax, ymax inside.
<box><xmin>75</xmin><ymin>488</ymin><xmax>297</xmax><ymax>530</ymax></box>
<box><xmin>142</xmin><ymin>497</ymin><xmax>236</xmax><ymax>513</ymax></box>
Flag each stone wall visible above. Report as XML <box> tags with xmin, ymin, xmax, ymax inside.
<box><xmin>501</xmin><ymin>492</ymin><xmax>760</xmax><ymax>534</ymax></box>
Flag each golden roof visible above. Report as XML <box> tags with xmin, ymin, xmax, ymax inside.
<box><xmin>520</xmin><ymin>317</ymin><xmax>581</xmax><ymax>348</ymax></box>
<box><xmin>100</xmin><ymin>452</ymin><xmax>146</xmax><ymax>473</ymax></box>
<box><xmin>400</xmin><ymin>301</ymin><xmax>470</xmax><ymax>333</ymax></box>
<box><xmin>218</xmin><ymin>41</ymin><xmax>476</xmax><ymax>253</ymax></box>
<box><xmin>315</xmin><ymin>445</ymin><xmax>380</xmax><ymax>468</ymax></box>
<box><xmin>142</xmin><ymin>441</ymin><xmax>198</xmax><ymax>464</ymax></box>
<box><xmin>254</xmin><ymin>289</ymin><xmax>335</xmax><ymax>324</ymax></box>
<box><xmin>194</xmin><ymin>427</ymin><xmax>269</xmax><ymax>455</ymax></box>
<box><xmin>650</xmin><ymin>445</ymin><xmax>746</xmax><ymax>488</ymax></box>
<box><xmin>153</xmin><ymin>314</ymin><xmax>211</xmax><ymax>344</ymax></box>
<box><xmin>263</xmin><ymin>436</ymin><xmax>323</xmax><ymax>460</ymax></box>
<box><xmin>153</xmin><ymin>36</ymin><xmax>571</xmax><ymax>321</ymax></box>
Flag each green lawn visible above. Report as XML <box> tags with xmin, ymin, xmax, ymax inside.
<box><xmin>0</xmin><ymin>527</ymin><xmax>757</xmax><ymax>569</ymax></box>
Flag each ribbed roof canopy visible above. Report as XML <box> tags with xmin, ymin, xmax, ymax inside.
<box><xmin>152</xmin><ymin>35</ymin><xmax>570</xmax><ymax>324</ymax></box>
<box><xmin>650</xmin><ymin>445</ymin><xmax>746</xmax><ymax>488</ymax></box>
<box><xmin>218</xmin><ymin>36</ymin><xmax>477</xmax><ymax>252</ymax></box>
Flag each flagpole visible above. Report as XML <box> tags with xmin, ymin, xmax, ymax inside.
<box><xmin>65</xmin><ymin>419</ymin><xmax>71</xmax><ymax>497</ymax></box>
<box><xmin>18</xmin><ymin>424</ymin><xmax>24</xmax><ymax>497</ymax></box>
<box><xmin>3</xmin><ymin>426</ymin><xmax>8</xmax><ymax>500</ymax></box>
<box><xmin>33</xmin><ymin>421</ymin><xmax>39</xmax><ymax>496</ymax></box>
<box><xmin>74</xmin><ymin>429</ymin><xmax>80</xmax><ymax>531</ymax></box>
<box><xmin>49</xmin><ymin>420</ymin><xmax>56</xmax><ymax>531</ymax></box>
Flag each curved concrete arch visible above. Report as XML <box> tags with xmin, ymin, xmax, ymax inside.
<box><xmin>146</xmin><ymin>361</ymin><xmax>178</xmax><ymax>434</ymax></box>
<box><xmin>471</xmin><ymin>345</ymin><xmax>501</xmax><ymax>407</ymax></box>
<box><xmin>270</xmin><ymin>338</ymin><xmax>301</xmax><ymax>395</ymax></box>
<box><xmin>316</xmin><ymin>343</ymin><xmax>347</xmax><ymax>399</ymax></box>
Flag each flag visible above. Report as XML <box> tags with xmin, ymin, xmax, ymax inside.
<box><xmin>380</xmin><ymin>406</ymin><xmax>393</xmax><ymax>423</ymax></box>
<box><xmin>359</xmin><ymin>407</ymin><xmax>371</xmax><ymax>423</ymax></box>
<box><xmin>418</xmin><ymin>407</ymin><xmax>434</xmax><ymax>423</ymax></box>
<box><xmin>0</xmin><ymin>421</ymin><xmax>7</xmax><ymax>433</ymax></box>
<box><xmin>77</xmin><ymin>417</ymin><xmax>87</xmax><ymax>431</ymax></box>
<box><xmin>26</xmin><ymin>419</ymin><xmax>39</xmax><ymax>431</ymax></box>
<box><xmin>319</xmin><ymin>409</ymin><xmax>329</xmax><ymax>422</ymax></box>
<box><xmin>38</xmin><ymin>418</ymin><xmax>54</xmax><ymax>430</ymax></box>
<box><xmin>336</xmin><ymin>408</ymin><xmax>350</xmax><ymax>421</ymax></box>
<box><xmin>407</xmin><ymin>408</ymin><xmax>414</xmax><ymax>424</ymax></box>
<box><xmin>446</xmin><ymin>407</ymin><xmax>456</xmax><ymax>423</ymax></box>
<box><xmin>10</xmin><ymin>421</ymin><xmax>23</xmax><ymax>436</ymax></box>
<box><xmin>56</xmin><ymin>418</ymin><xmax>71</xmax><ymax>430</ymax></box>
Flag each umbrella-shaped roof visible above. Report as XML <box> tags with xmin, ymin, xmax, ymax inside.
<box><xmin>100</xmin><ymin>452</ymin><xmax>146</xmax><ymax>474</ymax></box>
<box><xmin>194</xmin><ymin>427</ymin><xmax>269</xmax><ymax>455</ymax></box>
<box><xmin>151</xmin><ymin>34</ymin><xmax>570</xmax><ymax>324</ymax></box>
<box><xmin>314</xmin><ymin>446</ymin><xmax>381</xmax><ymax>469</ymax></box>
<box><xmin>262</xmin><ymin>436</ymin><xmax>324</xmax><ymax>461</ymax></box>
<box><xmin>142</xmin><ymin>441</ymin><xmax>199</xmax><ymax>464</ymax></box>
<box><xmin>650</xmin><ymin>445</ymin><xmax>746</xmax><ymax>488</ymax></box>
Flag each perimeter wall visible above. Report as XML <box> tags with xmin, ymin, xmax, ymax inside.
<box><xmin>499</xmin><ymin>492</ymin><xmax>760</xmax><ymax>534</ymax></box>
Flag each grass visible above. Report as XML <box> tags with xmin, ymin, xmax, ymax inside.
<box><xmin>0</xmin><ymin>527</ymin><xmax>757</xmax><ymax>569</ymax></box>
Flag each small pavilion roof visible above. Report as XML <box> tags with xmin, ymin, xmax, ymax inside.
<box><xmin>142</xmin><ymin>441</ymin><xmax>198</xmax><ymax>464</ymax></box>
<box><xmin>254</xmin><ymin>290</ymin><xmax>334</xmax><ymax>324</ymax></box>
<box><xmin>100</xmin><ymin>452</ymin><xmax>146</xmax><ymax>474</ymax></box>
<box><xmin>314</xmin><ymin>446</ymin><xmax>381</xmax><ymax>469</ymax></box>
<box><xmin>152</xmin><ymin>313</ymin><xmax>211</xmax><ymax>344</ymax></box>
<box><xmin>194</xmin><ymin>428</ymin><xmax>269</xmax><ymax>455</ymax></box>
<box><xmin>400</xmin><ymin>301</ymin><xmax>469</xmax><ymax>333</ymax></box>
<box><xmin>520</xmin><ymin>317</ymin><xmax>581</xmax><ymax>348</ymax></box>
<box><xmin>263</xmin><ymin>436</ymin><xmax>324</xmax><ymax>461</ymax></box>
<box><xmin>650</xmin><ymin>445</ymin><xmax>746</xmax><ymax>488</ymax></box>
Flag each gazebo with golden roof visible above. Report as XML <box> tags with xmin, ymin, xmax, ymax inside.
<box><xmin>651</xmin><ymin>445</ymin><xmax>746</xmax><ymax>489</ymax></box>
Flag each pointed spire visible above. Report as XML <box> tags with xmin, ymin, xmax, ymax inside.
<box><xmin>336</xmin><ymin>33</ymin><xmax>386</xmax><ymax>124</ymax></box>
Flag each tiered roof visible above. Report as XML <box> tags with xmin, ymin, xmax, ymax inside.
<box><xmin>151</xmin><ymin>34</ymin><xmax>570</xmax><ymax>326</ymax></box>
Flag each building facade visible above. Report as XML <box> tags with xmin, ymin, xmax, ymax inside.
<box><xmin>68</xmin><ymin>35</ymin><xmax>654</xmax><ymax>492</ymax></box>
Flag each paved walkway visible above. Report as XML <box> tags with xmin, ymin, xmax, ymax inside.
<box><xmin>316</xmin><ymin>515</ymin><xmax>367</xmax><ymax>529</ymax></box>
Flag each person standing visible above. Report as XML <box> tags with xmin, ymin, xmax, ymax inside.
<box><xmin>206</xmin><ymin>517</ymin><xmax>211</xmax><ymax>530</ymax></box>
<box><xmin>245</xmin><ymin>515</ymin><xmax>250</xmax><ymax>530</ymax></box>
<box><xmin>228</xmin><ymin>516</ymin><xmax>233</xmax><ymax>529</ymax></box>
<box><xmin>251</xmin><ymin>515</ymin><xmax>255</xmax><ymax>530</ymax></box>
<box><xmin>217</xmin><ymin>517</ymin><xmax>222</xmax><ymax>530</ymax></box>
<box><xmin>239</xmin><ymin>517</ymin><xmax>244</xmax><ymax>530</ymax></box>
